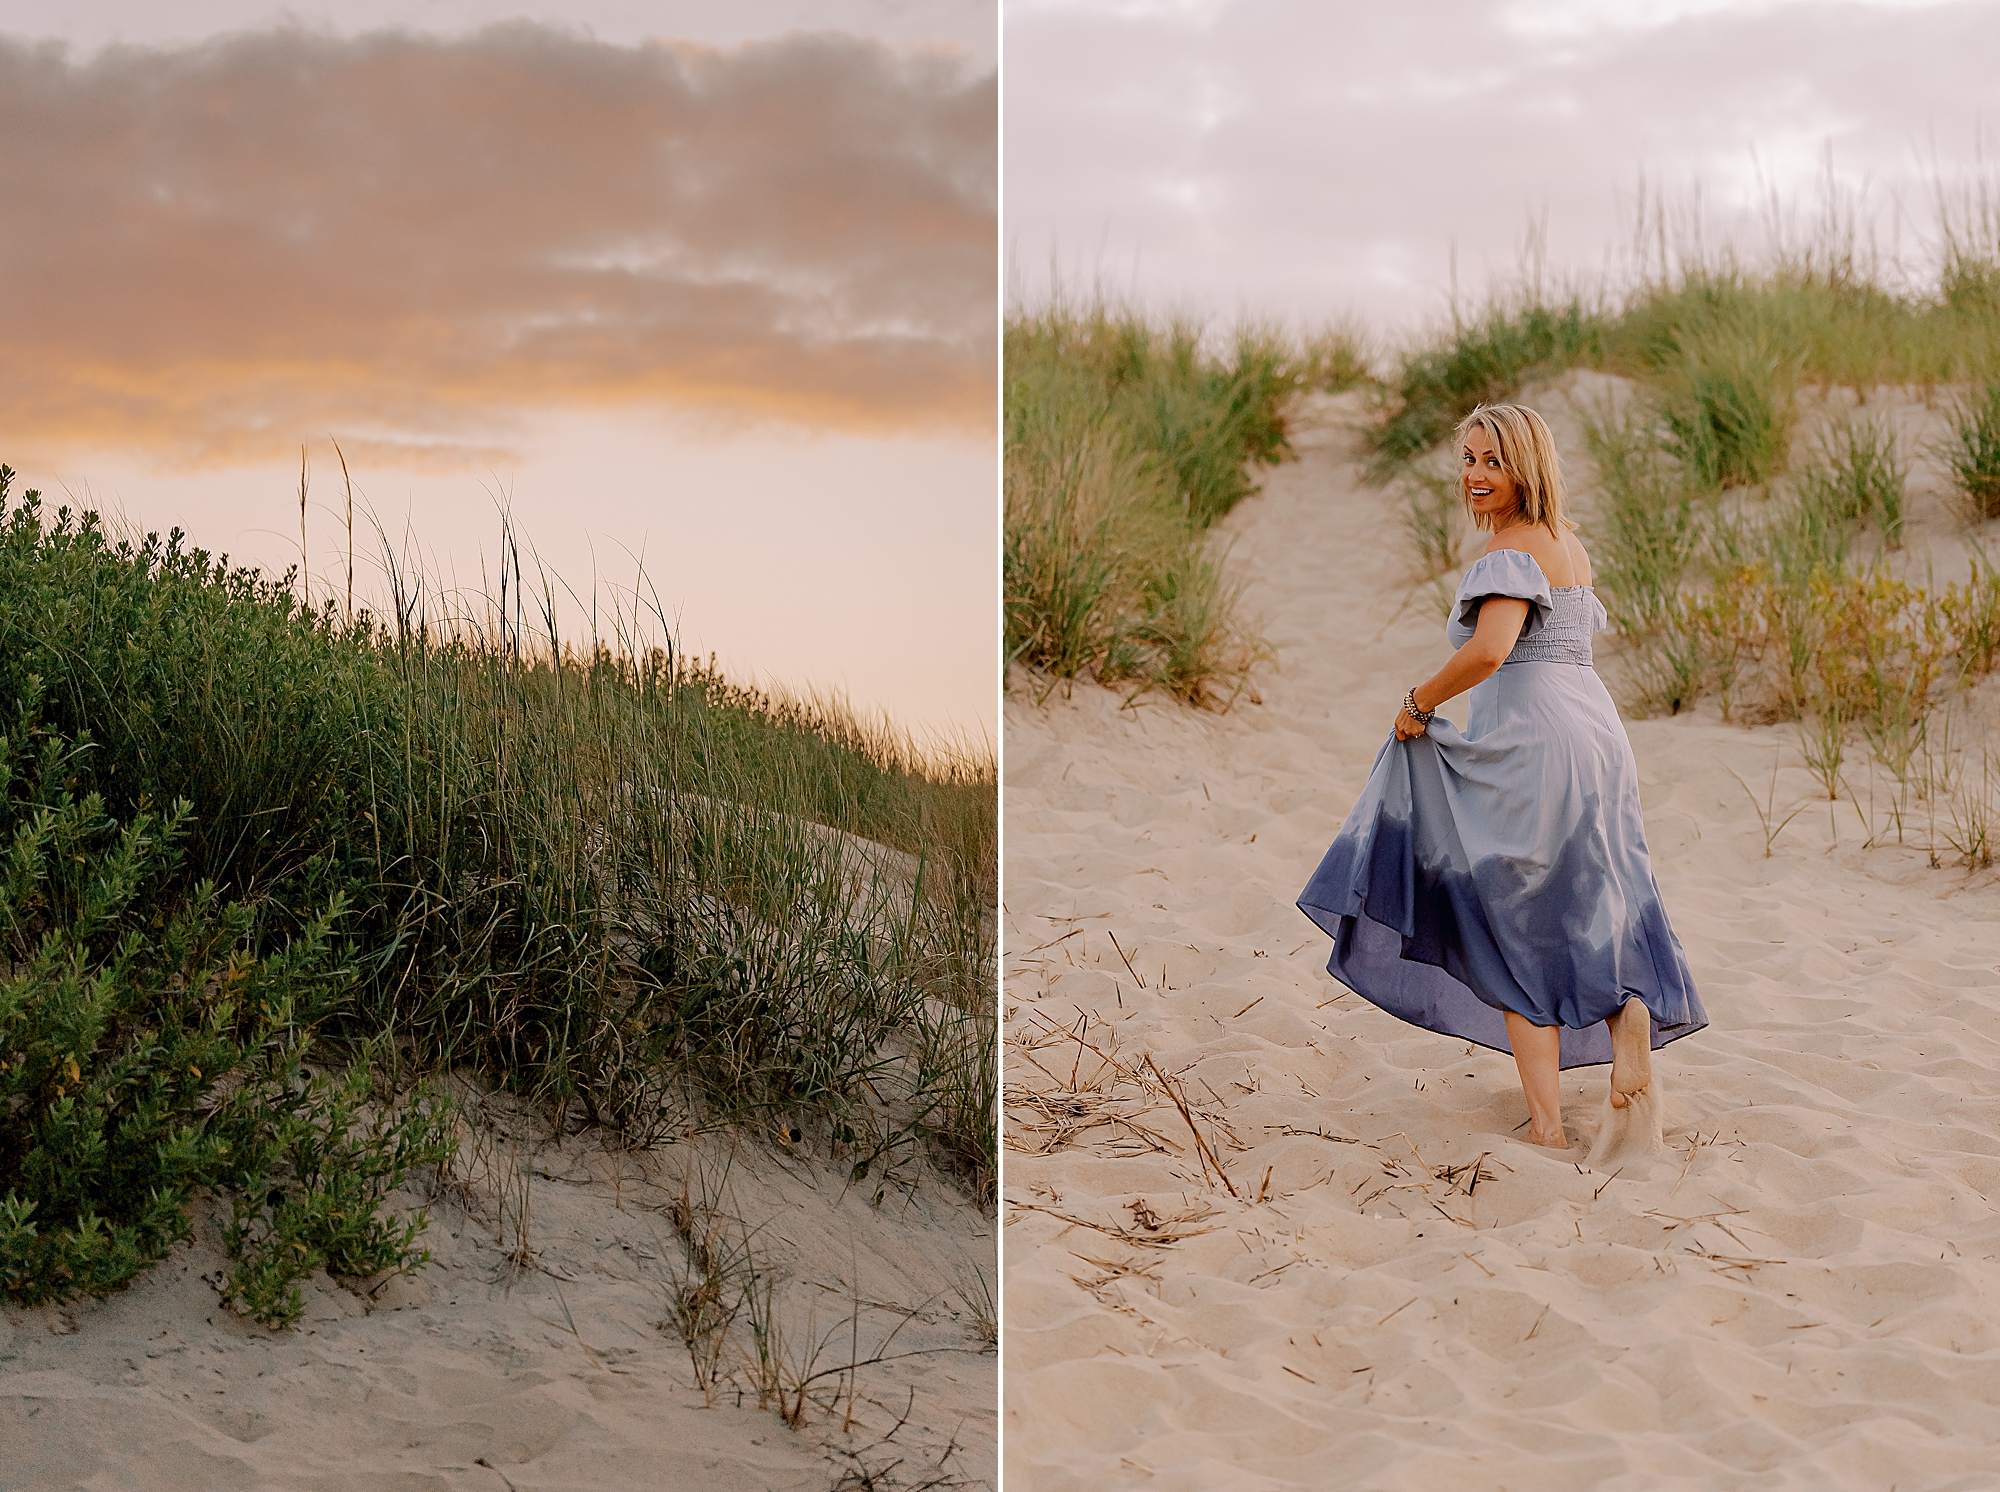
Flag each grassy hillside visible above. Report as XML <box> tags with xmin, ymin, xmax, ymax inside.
<box><xmin>0</xmin><ymin>475</ymin><xmax>994</xmax><ymax>1323</ymax></box>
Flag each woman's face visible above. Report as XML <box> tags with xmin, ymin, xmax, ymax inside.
<box><xmin>1461</xmin><ymin>425</ymin><xmax>1521</xmax><ymax>524</ymax></box>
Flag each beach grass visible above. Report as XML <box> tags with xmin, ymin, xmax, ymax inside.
<box><xmin>1373</xmin><ymin>290</ymin><xmax>1608</xmax><ymax>468</ymax></box>
<box><xmin>1005</xmin><ymin>302</ymin><xmax>1366</xmax><ymax>704</ymax></box>
<box><xmin>1942</xmin><ymin>377</ymin><xmax>2000</xmax><ymax>522</ymax></box>
<box><xmin>0</xmin><ymin>472</ymin><xmax>995</xmax><ymax>1321</ymax></box>
<box><xmin>1372</xmin><ymin>191</ymin><xmax>2000</xmax><ymax>477</ymax></box>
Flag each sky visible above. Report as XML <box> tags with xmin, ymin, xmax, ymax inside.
<box><xmin>0</xmin><ymin>1</ymin><xmax>996</xmax><ymax>742</ymax></box>
<box><xmin>1005</xmin><ymin>0</ymin><xmax>2000</xmax><ymax>343</ymax></box>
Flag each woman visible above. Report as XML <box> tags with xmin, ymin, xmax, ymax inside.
<box><xmin>1296</xmin><ymin>403</ymin><xmax>1705</xmax><ymax>1161</ymax></box>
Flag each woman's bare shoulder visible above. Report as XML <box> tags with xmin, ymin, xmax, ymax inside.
<box><xmin>1564</xmin><ymin>526</ymin><xmax>1595</xmax><ymax>586</ymax></box>
<box><xmin>1483</xmin><ymin>525</ymin><xmax>1589</xmax><ymax>585</ymax></box>
<box><xmin>1481</xmin><ymin>527</ymin><xmax>1561</xmax><ymax>563</ymax></box>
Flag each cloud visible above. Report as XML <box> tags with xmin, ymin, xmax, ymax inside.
<box><xmin>1004</xmin><ymin>0</ymin><xmax>1999</xmax><ymax>335</ymax></box>
<box><xmin>0</xmin><ymin>24</ymin><xmax>996</xmax><ymax>463</ymax></box>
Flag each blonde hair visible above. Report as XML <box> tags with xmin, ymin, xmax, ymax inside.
<box><xmin>1455</xmin><ymin>403</ymin><xmax>1568</xmax><ymax>536</ymax></box>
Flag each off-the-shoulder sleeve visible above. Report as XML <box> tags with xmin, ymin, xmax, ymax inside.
<box><xmin>1454</xmin><ymin>549</ymin><xmax>1554</xmax><ymax>639</ymax></box>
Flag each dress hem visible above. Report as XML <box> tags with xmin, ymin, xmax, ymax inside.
<box><xmin>1298</xmin><ymin>901</ymin><xmax>1710</xmax><ymax>1070</ymax></box>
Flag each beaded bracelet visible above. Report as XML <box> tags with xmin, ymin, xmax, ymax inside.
<box><xmin>1403</xmin><ymin>687</ymin><xmax>1435</xmax><ymax>725</ymax></box>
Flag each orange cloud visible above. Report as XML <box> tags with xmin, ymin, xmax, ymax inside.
<box><xmin>0</xmin><ymin>25</ymin><xmax>996</xmax><ymax>465</ymax></box>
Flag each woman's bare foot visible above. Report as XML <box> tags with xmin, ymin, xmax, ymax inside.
<box><xmin>1523</xmin><ymin>1119</ymin><xmax>1570</xmax><ymax>1150</ymax></box>
<box><xmin>1588</xmin><ymin>999</ymin><xmax>1665</xmax><ymax>1169</ymax></box>
<box><xmin>1607</xmin><ymin>999</ymin><xmax>1653</xmax><ymax>1109</ymax></box>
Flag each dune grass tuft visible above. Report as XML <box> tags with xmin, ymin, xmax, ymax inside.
<box><xmin>1005</xmin><ymin>303</ymin><xmax>1366</xmax><ymax>704</ymax></box>
<box><xmin>1374</xmin><ymin>292</ymin><xmax>1607</xmax><ymax>468</ymax></box>
<box><xmin>1798</xmin><ymin>413</ymin><xmax>1907</xmax><ymax>549</ymax></box>
<box><xmin>1942</xmin><ymin>378</ymin><xmax>2000</xmax><ymax>522</ymax></box>
<box><xmin>1655</xmin><ymin>316</ymin><xmax>1801</xmax><ymax>490</ymax></box>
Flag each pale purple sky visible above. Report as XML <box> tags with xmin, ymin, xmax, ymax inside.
<box><xmin>0</xmin><ymin>0</ymin><xmax>997</xmax><ymax>742</ymax></box>
<box><xmin>1004</xmin><ymin>0</ymin><xmax>2000</xmax><ymax>341</ymax></box>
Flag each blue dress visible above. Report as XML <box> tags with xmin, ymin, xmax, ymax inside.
<box><xmin>1296</xmin><ymin>549</ymin><xmax>1706</xmax><ymax>1067</ymax></box>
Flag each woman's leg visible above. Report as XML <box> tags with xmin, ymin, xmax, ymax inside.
<box><xmin>1503</xmin><ymin>1010</ymin><xmax>1567</xmax><ymax>1148</ymax></box>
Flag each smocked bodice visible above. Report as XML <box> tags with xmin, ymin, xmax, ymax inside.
<box><xmin>1504</xmin><ymin>585</ymin><xmax>1602</xmax><ymax>664</ymax></box>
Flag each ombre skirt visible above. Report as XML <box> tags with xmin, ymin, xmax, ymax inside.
<box><xmin>1297</xmin><ymin>659</ymin><xmax>1706</xmax><ymax>1068</ymax></box>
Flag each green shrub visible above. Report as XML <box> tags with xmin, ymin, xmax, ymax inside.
<box><xmin>0</xmin><ymin>484</ymin><xmax>378</xmax><ymax>908</ymax></box>
<box><xmin>220</xmin><ymin>1056</ymin><xmax>455</xmax><ymax>1326</ymax></box>
<box><xmin>0</xmin><ymin>711</ymin><xmax>451</xmax><ymax>1324</ymax></box>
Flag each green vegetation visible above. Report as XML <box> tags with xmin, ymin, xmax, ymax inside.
<box><xmin>1005</xmin><ymin>304</ymin><xmax>1367</xmax><ymax>704</ymax></box>
<box><xmin>1373</xmin><ymin>209</ymin><xmax>2000</xmax><ymax>479</ymax></box>
<box><xmin>1655</xmin><ymin>317</ymin><xmax>1800</xmax><ymax>491</ymax></box>
<box><xmin>0</xmin><ymin>469</ymin><xmax>994</xmax><ymax>1320</ymax></box>
<box><xmin>1944</xmin><ymin>378</ymin><xmax>2000</xmax><ymax>522</ymax></box>
<box><xmin>1374</xmin><ymin>293</ymin><xmax>1606</xmax><ymax>467</ymax></box>
<box><xmin>0</xmin><ymin>732</ymin><xmax>451</xmax><ymax>1327</ymax></box>
<box><xmin>1798</xmin><ymin>413</ymin><xmax>1907</xmax><ymax>549</ymax></box>
<box><xmin>1547</xmin><ymin>338</ymin><xmax>2000</xmax><ymax>733</ymax></box>
<box><xmin>1007</xmin><ymin>196</ymin><xmax>2000</xmax><ymax>729</ymax></box>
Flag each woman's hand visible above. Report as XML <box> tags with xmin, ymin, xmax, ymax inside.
<box><xmin>1393</xmin><ymin>595</ymin><xmax>1528</xmax><ymax>743</ymax></box>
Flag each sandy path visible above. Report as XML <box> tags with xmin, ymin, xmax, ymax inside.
<box><xmin>1002</xmin><ymin>391</ymin><xmax>2000</xmax><ymax>1490</ymax></box>
<box><xmin>3</xmin><ymin>1112</ymin><xmax>995</xmax><ymax>1491</ymax></box>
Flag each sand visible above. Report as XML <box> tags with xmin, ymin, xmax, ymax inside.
<box><xmin>3</xmin><ymin>1096</ymin><xmax>996</xmax><ymax>1491</ymax></box>
<box><xmin>1002</xmin><ymin>382</ymin><xmax>2000</xmax><ymax>1490</ymax></box>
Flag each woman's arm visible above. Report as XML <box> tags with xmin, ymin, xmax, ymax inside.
<box><xmin>1393</xmin><ymin>595</ymin><xmax>1530</xmax><ymax>740</ymax></box>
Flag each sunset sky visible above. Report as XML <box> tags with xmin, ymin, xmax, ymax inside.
<box><xmin>1006</xmin><ymin>0</ymin><xmax>2000</xmax><ymax>340</ymax></box>
<box><xmin>0</xmin><ymin>1</ymin><xmax>996</xmax><ymax>740</ymax></box>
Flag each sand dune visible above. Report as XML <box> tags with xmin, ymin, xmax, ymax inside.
<box><xmin>4</xmin><ymin>1102</ymin><xmax>995</xmax><ymax>1491</ymax></box>
<box><xmin>1002</xmin><ymin>384</ymin><xmax>2000</xmax><ymax>1489</ymax></box>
